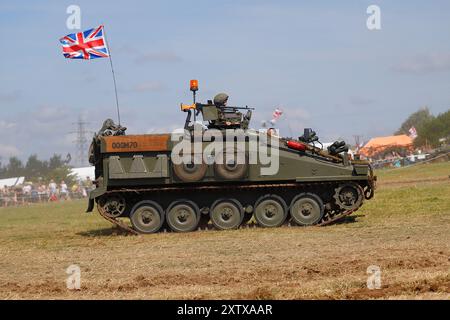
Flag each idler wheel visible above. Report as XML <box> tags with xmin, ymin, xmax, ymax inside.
<box><xmin>166</xmin><ymin>200</ymin><xmax>200</xmax><ymax>232</ymax></box>
<box><xmin>290</xmin><ymin>193</ymin><xmax>324</xmax><ymax>226</ymax></box>
<box><xmin>173</xmin><ymin>154</ymin><xmax>207</xmax><ymax>182</ymax></box>
<box><xmin>130</xmin><ymin>200</ymin><xmax>164</xmax><ymax>234</ymax></box>
<box><xmin>210</xmin><ymin>198</ymin><xmax>243</xmax><ymax>230</ymax></box>
<box><xmin>254</xmin><ymin>195</ymin><xmax>287</xmax><ymax>227</ymax></box>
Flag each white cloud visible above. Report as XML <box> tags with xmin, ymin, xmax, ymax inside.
<box><xmin>134</xmin><ymin>81</ymin><xmax>167</xmax><ymax>92</ymax></box>
<box><xmin>0</xmin><ymin>105</ymin><xmax>87</xmax><ymax>161</ymax></box>
<box><xmin>0</xmin><ymin>144</ymin><xmax>21</xmax><ymax>158</ymax></box>
<box><xmin>0</xmin><ymin>90</ymin><xmax>20</xmax><ymax>102</ymax></box>
<box><xmin>135</xmin><ymin>51</ymin><xmax>182</xmax><ymax>64</ymax></box>
<box><xmin>349</xmin><ymin>96</ymin><xmax>375</xmax><ymax>106</ymax></box>
<box><xmin>283</xmin><ymin>108</ymin><xmax>310</xmax><ymax>120</ymax></box>
<box><xmin>33</xmin><ymin>105</ymin><xmax>70</xmax><ymax>122</ymax></box>
<box><xmin>0</xmin><ymin>120</ymin><xmax>16</xmax><ymax>130</ymax></box>
<box><xmin>147</xmin><ymin>123</ymin><xmax>180</xmax><ymax>134</ymax></box>
<box><xmin>392</xmin><ymin>53</ymin><xmax>450</xmax><ymax>74</ymax></box>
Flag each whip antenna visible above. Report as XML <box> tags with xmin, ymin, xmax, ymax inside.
<box><xmin>103</xmin><ymin>25</ymin><xmax>121</xmax><ymax>125</ymax></box>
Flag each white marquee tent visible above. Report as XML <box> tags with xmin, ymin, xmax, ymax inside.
<box><xmin>0</xmin><ymin>176</ymin><xmax>25</xmax><ymax>188</ymax></box>
<box><xmin>70</xmin><ymin>166</ymin><xmax>95</xmax><ymax>182</ymax></box>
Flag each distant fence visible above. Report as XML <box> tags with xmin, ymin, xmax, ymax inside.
<box><xmin>0</xmin><ymin>191</ymin><xmax>90</xmax><ymax>208</ymax></box>
<box><xmin>371</xmin><ymin>152</ymin><xmax>450</xmax><ymax>169</ymax></box>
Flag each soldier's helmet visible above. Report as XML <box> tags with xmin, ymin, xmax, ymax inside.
<box><xmin>213</xmin><ymin>93</ymin><xmax>229</xmax><ymax>106</ymax></box>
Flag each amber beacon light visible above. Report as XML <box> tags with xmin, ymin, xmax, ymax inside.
<box><xmin>190</xmin><ymin>79</ymin><xmax>198</xmax><ymax>92</ymax></box>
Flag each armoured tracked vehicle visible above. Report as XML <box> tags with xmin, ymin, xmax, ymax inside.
<box><xmin>86</xmin><ymin>80</ymin><xmax>376</xmax><ymax>234</ymax></box>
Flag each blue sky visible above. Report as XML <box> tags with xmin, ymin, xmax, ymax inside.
<box><xmin>1</xmin><ymin>0</ymin><xmax>449</xmax><ymax>165</ymax></box>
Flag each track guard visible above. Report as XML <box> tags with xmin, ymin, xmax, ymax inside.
<box><xmin>86</xmin><ymin>198</ymin><xmax>95</xmax><ymax>213</ymax></box>
<box><xmin>86</xmin><ymin>187</ymin><xmax>107</xmax><ymax>213</ymax></box>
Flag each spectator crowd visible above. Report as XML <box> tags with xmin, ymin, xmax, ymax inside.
<box><xmin>0</xmin><ymin>177</ymin><xmax>95</xmax><ymax>207</ymax></box>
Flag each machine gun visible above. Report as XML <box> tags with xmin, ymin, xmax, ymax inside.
<box><xmin>299</xmin><ymin>128</ymin><xmax>319</xmax><ymax>144</ymax></box>
<box><xmin>96</xmin><ymin>118</ymin><xmax>127</xmax><ymax>137</ymax></box>
<box><xmin>181</xmin><ymin>80</ymin><xmax>254</xmax><ymax>130</ymax></box>
<box><xmin>89</xmin><ymin>118</ymin><xmax>127</xmax><ymax>166</ymax></box>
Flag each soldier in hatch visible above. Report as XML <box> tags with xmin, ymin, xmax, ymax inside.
<box><xmin>210</xmin><ymin>92</ymin><xmax>253</xmax><ymax>129</ymax></box>
<box><xmin>213</xmin><ymin>93</ymin><xmax>229</xmax><ymax>107</ymax></box>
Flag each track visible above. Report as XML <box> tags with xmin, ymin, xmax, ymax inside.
<box><xmin>97</xmin><ymin>204</ymin><xmax>139</xmax><ymax>235</ymax></box>
<box><xmin>95</xmin><ymin>180</ymin><xmax>371</xmax><ymax>235</ymax></box>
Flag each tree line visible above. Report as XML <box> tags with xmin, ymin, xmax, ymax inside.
<box><xmin>396</xmin><ymin>107</ymin><xmax>450</xmax><ymax>148</ymax></box>
<box><xmin>0</xmin><ymin>154</ymin><xmax>75</xmax><ymax>184</ymax></box>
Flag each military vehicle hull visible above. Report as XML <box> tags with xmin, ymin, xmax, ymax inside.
<box><xmin>87</xmin><ymin>130</ymin><xmax>375</xmax><ymax>234</ymax></box>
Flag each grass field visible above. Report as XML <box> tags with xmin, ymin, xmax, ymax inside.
<box><xmin>0</xmin><ymin>162</ymin><xmax>449</xmax><ymax>299</ymax></box>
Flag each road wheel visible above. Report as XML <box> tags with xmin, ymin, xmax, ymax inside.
<box><xmin>254</xmin><ymin>195</ymin><xmax>287</xmax><ymax>227</ymax></box>
<box><xmin>166</xmin><ymin>200</ymin><xmax>200</xmax><ymax>232</ymax></box>
<box><xmin>130</xmin><ymin>200</ymin><xmax>164</xmax><ymax>234</ymax></box>
<box><xmin>210</xmin><ymin>198</ymin><xmax>243</xmax><ymax>230</ymax></box>
<box><xmin>290</xmin><ymin>193</ymin><xmax>324</xmax><ymax>226</ymax></box>
<box><xmin>173</xmin><ymin>154</ymin><xmax>207</xmax><ymax>182</ymax></box>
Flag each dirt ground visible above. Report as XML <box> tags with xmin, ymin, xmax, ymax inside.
<box><xmin>0</xmin><ymin>162</ymin><xmax>449</xmax><ymax>299</ymax></box>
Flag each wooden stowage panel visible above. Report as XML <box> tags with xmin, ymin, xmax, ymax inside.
<box><xmin>103</xmin><ymin>134</ymin><xmax>170</xmax><ymax>153</ymax></box>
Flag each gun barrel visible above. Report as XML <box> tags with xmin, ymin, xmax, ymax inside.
<box><xmin>194</xmin><ymin>103</ymin><xmax>253</xmax><ymax>110</ymax></box>
<box><xmin>217</xmin><ymin>105</ymin><xmax>255</xmax><ymax>111</ymax></box>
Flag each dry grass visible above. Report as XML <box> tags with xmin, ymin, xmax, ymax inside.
<box><xmin>0</xmin><ymin>162</ymin><xmax>449</xmax><ymax>299</ymax></box>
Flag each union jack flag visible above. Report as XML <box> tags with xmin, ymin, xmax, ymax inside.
<box><xmin>272</xmin><ymin>108</ymin><xmax>283</xmax><ymax>120</ymax></box>
<box><xmin>59</xmin><ymin>25</ymin><xmax>109</xmax><ymax>60</ymax></box>
<box><xmin>408</xmin><ymin>126</ymin><xmax>418</xmax><ymax>139</ymax></box>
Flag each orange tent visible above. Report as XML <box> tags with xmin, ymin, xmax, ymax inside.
<box><xmin>359</xmin><ymin>134</ymin><xmax>413</xmax><ymax>157</ymax></box>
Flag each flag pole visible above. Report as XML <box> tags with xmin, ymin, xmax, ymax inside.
<box><xmin>102</xmin><ymin>25</ymin><xmax>121</xmax><ymax>125</ymax></box>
